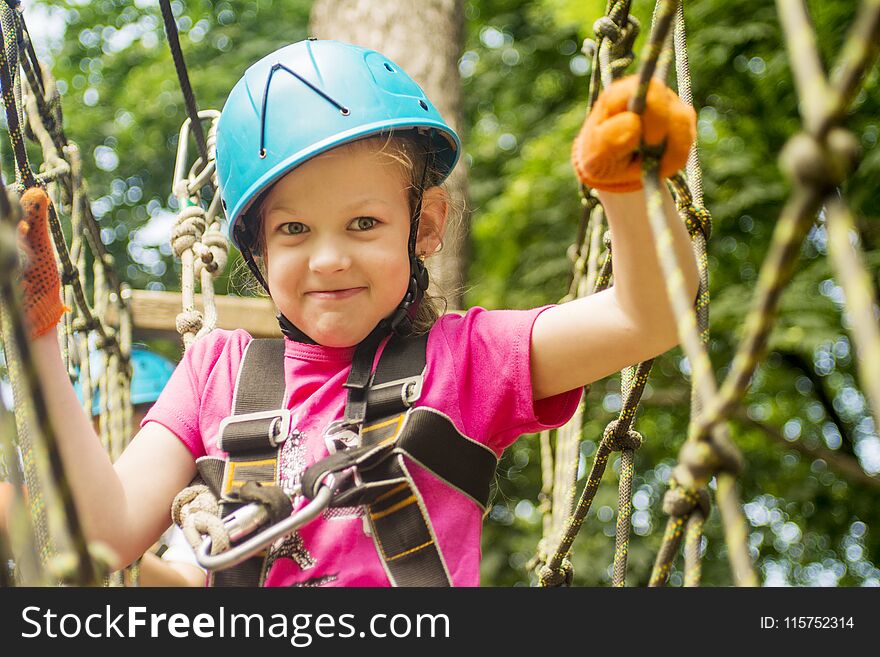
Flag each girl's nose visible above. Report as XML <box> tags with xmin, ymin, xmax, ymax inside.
<box><xmin>308</xmin><ymin>237</ymin><xmax>351</xmax><ymax>274</ymax></box>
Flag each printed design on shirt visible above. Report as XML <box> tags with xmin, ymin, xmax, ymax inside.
<box><xmin>265</xmin><ymin>532</ymin><xmax>315</xmax><ymax>572</ymax></box>
<box><xmin>272</xmin><ymin>423</ymin><xmax>315</xmax><ymax>571</ymax></box>
<box><xmin>321</xmin><ymin>419</ymin><xmax>364</xmax><ymax>522</ymax></box>
<box><xmin>278</xmin><ymin>424</ymin><xmax>308</xmax><ymax>497</ymax></box>
<box><xmin>294</xmin><ymin>574</ymin><xmax>338</xmax><ymax>587</ymax></box>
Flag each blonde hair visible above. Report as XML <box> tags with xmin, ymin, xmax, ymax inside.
<box><xmin>231</xmin><ymin>130</ymin><xmax>457</xmax><ymax>336</ymax></box>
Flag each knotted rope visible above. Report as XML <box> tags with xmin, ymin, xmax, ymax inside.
<box><xmin>171</xmin><ymin>484</ymin><xmax>229</xmax><ymax>556</ymax></box>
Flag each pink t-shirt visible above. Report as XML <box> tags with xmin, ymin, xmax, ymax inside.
<box><xmin>142</xmin><ymin>306</ymin><xmax>581</xmax><ymax>586</ymax></box>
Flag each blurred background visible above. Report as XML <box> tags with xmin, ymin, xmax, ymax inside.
<box><xmin>7</xmin><ymin>0</ymin><xmax>880</xmax><ymax>586</ymax></box>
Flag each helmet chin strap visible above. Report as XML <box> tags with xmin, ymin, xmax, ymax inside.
<box><xmin>237</xmin><ymin>130</ymin><xmax>434</xmax><ymax>347</ymax></box>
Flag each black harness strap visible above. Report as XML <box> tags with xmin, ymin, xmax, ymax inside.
<box><xmin>300</xmin><ymin>408</ymin><xmax>496</xmax><ymax>511</ymax></box>
<box><xmin>210</xmin><ymin>338</ymin><xmax>288</xmax><ymax>587</ymax></box>
<box><xmin>357</xmin><ymin>333</ymin><xmax>450</xmax><ymax>586</ymax></box>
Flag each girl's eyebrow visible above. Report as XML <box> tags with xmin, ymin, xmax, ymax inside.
<box><xmin>341</xmin><ymin>195</ymin><xmax>391</xmax><ymax>211</ymax></box>
<box><xmin>266</xmin><ymin>196</ymin><xmax>391</xmax><ymax>216</ymax></box>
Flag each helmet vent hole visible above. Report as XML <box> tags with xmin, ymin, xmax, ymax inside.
<box><xmin>418</xmin><ymin>100</ymin><xmax>428</xmax><ymax>111</ymax></box>
<box><xmin>384</xmin><ymin>63</ymin><xmax>394</xmax><ymax>72</ymax></box>
<box><xmin>259</xmin><ymin>148</ymin><xmax>267</xmax><ymax>159</ymax></box>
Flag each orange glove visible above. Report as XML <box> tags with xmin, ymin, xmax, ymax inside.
<box><xmin>17</xmin><ymin>187</ymin><xmax>67</xmax><ymax>340</ymax></box>
<box><xmin>571</xmin><ymin>75</ymin><xmax>696</xmax><ymax>193</ymax></box>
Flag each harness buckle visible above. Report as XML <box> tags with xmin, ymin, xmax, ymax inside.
<box><xmin>216</xmin><ymin>408</ymin><xmax>293</xmax><ymax>451</ymax></box>
<box><xmin>370</xmin><ymin>375</ymin><xmax>423</xmax><ymax>407</ymax></box>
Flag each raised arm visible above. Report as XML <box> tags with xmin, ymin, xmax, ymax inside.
<box><xmin>16</xmin><ymin>188</ymin><xmax>195</xmax><ymax>567</ymax></box>
<box><xmin>531</xmin><ymin>76</ymin><xmax>700</xmax><ymax>400</ymax></box>
<box><xmin>29</xmin><ymin>329</ymin><xmax>196</xmax><ymax>567</ymax></box>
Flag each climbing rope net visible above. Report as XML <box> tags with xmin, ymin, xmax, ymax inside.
<box><xmin>0</xmin><ymin>0</ymin><xmax>877</xmax><ymax>587</ymax></box>
<box><xmin>534</xmin><ymin>0</ymin><xmax>880</xmax><ymax>587</ymax></box>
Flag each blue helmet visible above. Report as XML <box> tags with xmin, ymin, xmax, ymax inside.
<box><xmin>215</xmin><ymin>38</ymin><xmax>461</xmax><ymax>250</ymax></box>
<box><xmin>73</xmin><ymin>346</ymin><xmax>176</xmax><ymax>416</ymax></box>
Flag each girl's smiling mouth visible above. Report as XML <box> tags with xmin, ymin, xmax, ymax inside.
<box><xmin>305</xmin><ymin>287</ymin><xmax>367</xmax><ymax>300</ymax></box>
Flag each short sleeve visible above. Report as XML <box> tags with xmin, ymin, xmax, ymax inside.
<box><xmin>426</xmin><ymin>306</ymin><xmax>582</xmax><ymax>453</ymax></box>
<box><xmin>140</xmin><ymin>329</ymin><xmax>250</xmax><ymax>459</ymax></box>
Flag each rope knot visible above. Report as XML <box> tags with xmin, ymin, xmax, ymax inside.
<box><xmin>176</xmin><ymin>309</ymin><xmax>204</xmax><ymax>335</ymax></box>
<box><xmin>676</xmin><ymin>438</ymin><xmax>742</xmax><ymax>486</ymax></box>
<box><xmin>192</xmin><ymin>242</ymin><xmax>217</xmax><ymax>275</ymax></box>
<box><xmin>194</xmin><ymin>231</ymin><xmax>229</xmax><ymax>276</ymax></box>
<box><xmin>581</xmin><ymin>38</ymin><xmax>597</xmax><ymax>58</ymax></box>
<box><xmin>683</xmin><ymin>204</ymin><xmax>712</xmax><ymax>241</ymax></box>
<box><xmin>172</xmin><ymin>484</ymin><xmax>220</xmax><ymax>523</ymax></box>
<box><xmin>593</xmin><ymin>16</ymin><xmax>622</xmax><ymax>44</ymax></box>
<box><xmin>602</xmin><ymin>419</ymin><xmax>643</xmax><ymax>451</ymax></box>
<box><xmin>779</xmin><ymin>128</ymin><xmax>860</xmax><ymax>192</ymax></box>
<box><xmin>662</xmin><ymin>479</ymin><xmax>710</xmax><ymax>519</ymax></box>
<box><xmin>172</xmin><ymin>484</ymin><xmax>229</xmax><ymax>555</ymax></box>
<box><xmin>60</xmin><ymin>263</ymin><xmax>79</xmax><ymax>285</ymax></box>
<box><xmin>171</xmin><ymin>205</ymin><xmax>207</xmax><ymax>256</ymax></box>
<box><xmin>538</xmin><ymin>559</ymin><xmax>573</xmax><ymax>587</ymax></box>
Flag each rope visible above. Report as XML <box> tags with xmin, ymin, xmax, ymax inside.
<box><xmin>0</xmin><ymin>6</ymin><xmax>35</xmax><ymax>188</ymax></box>
<box><xmin>171</xmin><ymin>484</ymin><xmax>229</xmax><ymax>555</ymax></box>
<box><xmin>0</xmin><ymin>2</ymin><xmax>136</xmax><ymax>585</ymax></box>
<box><xmin>691</xmin><ymin>0</ymin><xmax>877</xmax><ymax>441</ymax></box>
<box><xmin>538</xmin><ymin>0</ymin><xmax>754</xmax><ymax>588</ymax></box>
<box><xmin>158</xmin><ymin>0</ymin><xmax>209</xmax><ymax>165</ymax></box>
<box><xmin>825</xmin><ymin>200</ymin><xmax>880</xmax><ymax>435</ymax></box>
<box><xmin>0</xmin><ymin>184</ymin><xmax>99</xmax><ymax>585</ymax></box>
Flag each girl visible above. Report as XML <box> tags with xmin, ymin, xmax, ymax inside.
<box><xmin>19</xmin><ymin>39</ymin><xmax>698</xmax><ymax>586</ymax></box>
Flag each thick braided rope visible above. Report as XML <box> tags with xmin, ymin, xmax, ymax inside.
<box><xmin>538</xmin><ymin>0</ymin><xmax>641</xmax><ymax>584</ymax></box>
<box><xmin>0</xmin><ymin>6</ymin><xmax>35</xmax><ymax>188</ymax></box>
<box><xmin>171</xmin><ymin>113</ymin><xmax>226</xmax><ymax>348</ymax></box>
<box><xmin>649</xmin><ymin>477</ymin><xmax>710</xmax><ymax>586</ymax></box>
<box><xmin>695</xmin><ymin>0</ymin><xmax>879</xmax><ymax>441</ymax></box>
<box><xmin>664</xmin><ymin>3</ymin><xmax>714</xmax><ymax>581</ymax></box>
<box><xmin>541</xmin><ymin>0</ymin><xmax>694</xmax><ymax>588</ymax></box>
<box><xmin>826</xmin><ymin>201</ymin><xmax>880</xmax><ymax>434</ymax></box>
<box><xmin>664</xmin><ymin>16</ymin><xmax>880</xmax><ymax>590</ymax></box>
<box><xmin>0</xmin><ymin>291</ymin><xmax>52</xmax><ymax>574</ymax></box>
<box><xmin>0</xmin><ymin>8</ymin><xmax>107</xmax><ymax>584</ymax></box>
<box><xmin>171</xmin><ymin>484</ymin><xmax>229</xmax><ymax>555</ymax></box>
<box><xmin>172</xmin><ymin>204</ymin><xmax>207</xmax><ymax>348</ymax></box>
<box><xmin>672</xmin><ymin>2</ymin><xmax>704</xmax><ymax>206</ymax></box>
<box><xmin>20</xmin><ymin>54</ymin><xmax>131</xmax><ymax>385</ymax></box>
<box><xmin>683</xmin><ymin>508</ymin><xmax>706</xmax><ymax>587</ymax></box>
<box><xmin>587</xmin><ymin>0</ymin><xmax>635</xmax><ymax>107</ymax></box>
<box><xmin>616</xmin><ymin>0</ymin><xmax>756</xmax><ymax>586</ymax></box>
<box><xmin>641</xmin><ymin>157</ymin><xmax>755</xmax><ymax>585</ymax></box>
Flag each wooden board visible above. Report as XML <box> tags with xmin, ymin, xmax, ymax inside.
<box><xmin>128</xmin><ymin>289</ymin><xmax>281</xmax><ymax>339</ymax></box>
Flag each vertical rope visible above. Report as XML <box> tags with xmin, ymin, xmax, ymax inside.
<box><xmin>824</xmin><ymin>200</ymin><xmax>880</xmax><ymax>458</ymax></box>
<box><xmin>158</xmin><ymin>0</ymin><xmax>209</xmax><ymax>164</ymax></box>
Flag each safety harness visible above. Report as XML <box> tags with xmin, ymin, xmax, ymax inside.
<box><xmin>193</xmin><ymin>332</ymin><xmax>499</xmax><ymax>586</ymax></box>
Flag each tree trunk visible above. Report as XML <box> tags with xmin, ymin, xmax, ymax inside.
<box><xmin>310</xmin><ymin>0</ymin><xmax>469</xmax><ymax>308</ymax></box>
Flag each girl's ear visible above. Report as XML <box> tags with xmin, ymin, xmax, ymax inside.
<box><xmin>415</xmin><ymin>186</ymin><xmax>448</xmax><ymax>256</ymax></box>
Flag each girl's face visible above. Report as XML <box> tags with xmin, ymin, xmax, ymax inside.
<box><xmin>261</xmin><ymin>141</ymin><xmax>443</xmax><ymax>347</ymax></box>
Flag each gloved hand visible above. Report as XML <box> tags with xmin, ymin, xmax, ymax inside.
<box><xmin>571</xmin><ymin>75</ymin><xmax>696</xmax><ymax>193</ymax></box>
<box><xmin>17</xmin><ymin>187</ymin><xmax>67</xmax><ymax>340</ymax></box>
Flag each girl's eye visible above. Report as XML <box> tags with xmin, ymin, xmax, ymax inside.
<box><xmin>281</xmin><ymin>221</ymin><xmax>308</xmax><ymax>235</ymax></box>
<box><xmin>350</xmin><ymin>216</ymin><xmax>378</xmax><ymax>231</ymax></box>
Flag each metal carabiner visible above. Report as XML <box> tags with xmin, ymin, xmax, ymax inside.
<box><xmin>195</xmin><ymin>474</ymin><xmax>339</xmax><ymax>572</ymax></box>
<box><xmin>172</xmin><ymin>109</ymin><xmax>221</xmax><ymax>207</ymax></box>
